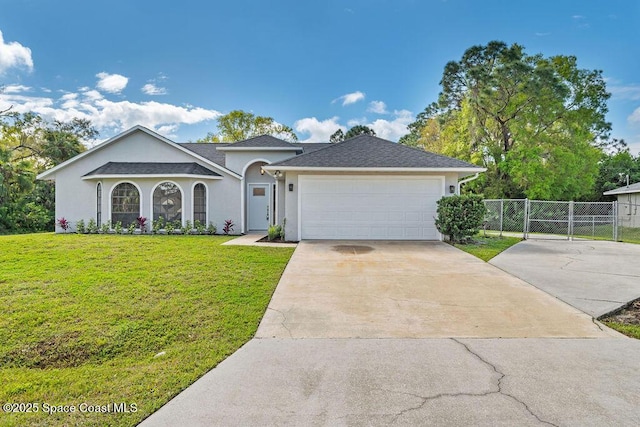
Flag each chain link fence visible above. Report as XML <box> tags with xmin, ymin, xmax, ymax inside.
<box><xmin>483</xmin><ymin>199</ymin><xmax>618</xmax><ymax>241</ymax></box>
<box><xmin>617</xmin><ymin>202</ymin><xmax>640</xmax><ymax>242</ymax></box>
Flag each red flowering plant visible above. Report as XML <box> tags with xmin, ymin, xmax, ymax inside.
<box><xmin>222</xmin><ymin>219</ymin><xmax>234</xmax><ymax>235</ymax></box>
<box><xmin>57</xmin><ymin>217</ymin><xmax>70</xmax><ymax>233</ymax></box>
<box><xmin>136</xmin><ymin>216</ymin><xmax>148</xmax><ymax>233</ymax></box>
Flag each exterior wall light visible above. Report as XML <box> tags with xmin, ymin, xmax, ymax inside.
<box><xmin>449</xmin><ymin>185</ymin><xmax>456</xmax><ymax>194</ymax></box>
<box><xmin>289</xmin><ymin>183</ymin><xmax>294</xmax><ymax>192</ymax></box>
<box><xmin>260</xmin><ymin>168</ymin><xmax>265</xmax><ymax>175</ymax></box>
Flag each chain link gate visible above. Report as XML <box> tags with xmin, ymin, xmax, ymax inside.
<box><xmin>483</xmin><ymin>199</ymin><xmax>618</xmax><ymax>241</ymax></box>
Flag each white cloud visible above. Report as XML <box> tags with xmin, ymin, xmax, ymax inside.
<box><xmin>610</xmin><ymin>84</ymin><xmax>640</xmax><ymax>101</ymax></box>
<box><xmin>294</xmin><ymin>116</ymin><xmax>345</xmax><ymax>142</ymax></box>
<box><xmin>294</xmin><ymin>110</ymin><xmax>414</xmax><ymax>143</ymax></box>
<box><xmin>3</xmin><ymin>84</ymin><xmax>31</xmax><ymax>93</ymax></box>
<box><xmin>0</xmin><ymin>30</ymin><xmax>33</xmax><ymax>74</ymax></box>
<box><xmin>347</xmin><ymin>117</ymin><xmax>367</xmax><ymax>127</ymax></box>
<box><xmin>628</xmin><ymin>107</ymin><xmax>640</xmax><ymax>125</ymax></box>
<box><xmin>142</xmin><ymin>83</ymin><xmax>167</xmax><ymax>96</ymax></box>
<box><xmin>95</xmin><ymin>72</ymin><xmax>128</xmax><ymax>93</ymax></box>
<box><xmin>367</xmin><ymin>109</ymin><xmax>413</xmax><ymax>141</ymax></box>
<box><xmin>332</xmin><ymin>91</ymin><xmax>365</xmax><ymax>106</ymax></box>
<box><xmin>367</xmin><ymin>100</ymin><xmax>388</xmax><ymax>114</ymax></box>
<box><xmin>0</xmin><ymin>91</ymin><xmax>220</xmax><ymax>139</ymax></box>
<box><xmin>80</xmin><ymin>88</ymin><xmax>103</xmax><ymax>102</ymax></box>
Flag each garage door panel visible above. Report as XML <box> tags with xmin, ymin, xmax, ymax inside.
<box><xmin>300</xmin><ymin>175</ymin><xmax>443</xmax><ymax>240</ymax></box>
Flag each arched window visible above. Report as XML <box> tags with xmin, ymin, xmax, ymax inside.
<box><xmin>96</xmin><ymin>183</ymin><xmax>102</xmax><ymax>226</ymax></box>
<box><xmin>111</xmin><ymin>183</ymin><xmax>140</xmax><ymax>227</ymax></box>
<box><xmin>153</xmin><ymin>182</ymin><xmax>182</xmax><ymax>223</ymax></box>
<box><xmin>193</xmin><ymin>183</ymin><xmax>206</xmax><ymax>224</ymax></box>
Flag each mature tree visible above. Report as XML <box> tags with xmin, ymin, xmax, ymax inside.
<box><xmin>401</xmin><ymin>41</ymin><xmax>612</xmax><ymax>200</ymax></box>
<box><xmin>0</xmin><ymin>112</ymin><xmax>96</xmax><ymax>233</ymax></box>
<box><xmin>330</xmin><ymin>125</ymin><xmax>376</xmax><ymax>143</ymax></box>
<box><xmin>329</xmin><ymin>129</ymin><xmax>344</xmax><ymax>143</ymax></box>
<box><xmin>197</xmin><ymin>110</ymin><xmax>297</xmax><ymax>143</ymax></box>
<box><xmin>594</xmin><ymin>147</ymin><xmax>640</xmax><ymax>200</ymax></box>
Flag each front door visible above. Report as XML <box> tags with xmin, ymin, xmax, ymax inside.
<box><xmin>248</xmin><ymin>183</ymin><xmax>270</xmax><ymax>230</ymax></box>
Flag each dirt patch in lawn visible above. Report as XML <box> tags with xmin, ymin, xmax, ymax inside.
<box><xmin>601</xmin><ymin>299</ymin><xmax>640</xmax><ymax>325</ymax></box>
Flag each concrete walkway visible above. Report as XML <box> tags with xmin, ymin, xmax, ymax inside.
<box><xmin>141</xmin><ymin>240</ymin><xmax>640</xmax><ymax>427</ymax></box>
<box><xmin>491</xmin><ymin>239</ymin><xmax>640</xmax><ymax>317</ymax></box>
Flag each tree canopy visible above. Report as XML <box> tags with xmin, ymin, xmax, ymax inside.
<box><xmin>400</xmin><ymin>41</ymin><xmax>613</xmax><ymax>200</ymax></box>
<box><xmin>197</xmin><ymin>110</ymin><xmax>297</xmax><ymax>143</ymax></box>
<box><xmin>330</xmin><ymin>125</ymin><xmax>376</xmax><ymax>143</ymax></box>
<box><xmin>0</xmin><ymin>111</ymin><xmax>96</xmax><ymax>233</ymax></box>
<box><xmin>594</xmin><ymin>147</ymin><xmax>640</xmax><ymax>200</ymax></box>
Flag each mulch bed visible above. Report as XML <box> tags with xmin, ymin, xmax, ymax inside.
<box><xmin>256</xmin><ymin>236</ymin><xmax>297</xmax><ymax>244</ymax></box>
<box><xmin>601</xmin><ymin>299</ymin><xmax>640</xmax><ymax>325</ymax></box>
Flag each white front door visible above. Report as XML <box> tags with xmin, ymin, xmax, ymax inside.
<box><xmin>248</xmin><ymin>183</ymin><xmax>270</xmax><ymax>231</ymax></box>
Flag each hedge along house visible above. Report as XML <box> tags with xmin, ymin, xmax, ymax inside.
<box><xmin>37</xmin><ymin>125</ymin><xmax>484</xmax><ymax>240</ymax></box>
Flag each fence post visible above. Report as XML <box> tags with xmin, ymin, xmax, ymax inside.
<box><xmin>499</xmin><ymin>199</ymin><xmax>504</xmax><ymax>237</ymax></box>
<box><xmin>568</xmin><ymin>201</ymin><xmax>574</xmax><ymax>240</ymax></box>
<box><xmin>523</xmin><ymin>198</ymin><xmax>529</xmax><ymax>239</ymax></box>
<box><xmin>613</xmin><ymin>201</ymin><xmax>618</xmax><ymax>241</ymax></box>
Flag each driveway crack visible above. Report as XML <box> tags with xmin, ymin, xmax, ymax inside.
<box><xmin>452</xmin><ymin>339</ymin><xmax>559</xmax><ymax>427</ymax></box>
<box><xmin>266</xmin><ymin>307</ymin><xmax>293</xmax><ymax>338</ymax></box>
<box><xmin>591</xmin><ymin>318</ymin><xmax>604</xmax><ymax>331</ymax></box>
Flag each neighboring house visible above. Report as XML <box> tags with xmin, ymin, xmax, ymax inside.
<box><xmin>37</xmin><ymin>125</ymin><xmax>484</xmax><ymax>241</ymax></box>
<box><xmin>603</xmin><ymin>182</ymin><xmax>640</xmax><ymax>225</ymax></box>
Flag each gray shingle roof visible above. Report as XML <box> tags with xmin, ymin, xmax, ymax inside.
<box><xmin>179</xmin><ymin>141</ymin><xmax>331</xmax><ymax>166</ymax></box>
<box><xmin>292</xmin><ymin>143</ymin><xmax>332</xmax><ymax>153</ymax></box>
<box><xmin>268</xmin><ymin>135</ymin><xmax>482</xmax><ymax>169</ymax></box>
<box><xmin>221</xmin><ymin>135</ymin><xmax>299</xmax><ymax>148</ymax></box>
<box><xmin>603</xmin><ymin>182</ymin><xmax>640</xmax><ymax>195</ymax></box>
<box><xmin>83</xmin><ymin>162</ymin><xmax>221</xmax><ymax>177</ymax></box>
<box><xmin>180</xmin><ymin>143</ymin><xmax>229</xmax><ymax>167</ymax></box>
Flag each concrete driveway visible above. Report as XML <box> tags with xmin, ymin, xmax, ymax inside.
<box><xmin>257</xmin><ymin>241</ymin><xmax>610</xmax><ymax>338</ymax></box>
<box><xmin>490</xmin><ymin>239</ymin><xmax>640</xmax><ymax>317</ymax></box>
<box><xmin>141</xmin><ymin>240</ymin><xmax>640</xmax><ymax>427</ymax></box>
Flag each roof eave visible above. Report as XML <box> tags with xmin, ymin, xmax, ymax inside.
<box><xmin>603</xmin><ymin>189</ymin><xmax>639</xmax><ymax>196</ymax></box>
<box><xmin>82</xmin><ymin>174</ymin><xmax>223</xmax><ymax>180</ymax></box>
<box><xmin>262</xmin><ymin>166</ymin><xmax>486</xmax><ymax>173</ymax></box>
<box><xmin>216</xmin><ymin>146</ymin><xmax>302</xmax><ymax>152</ymax></box>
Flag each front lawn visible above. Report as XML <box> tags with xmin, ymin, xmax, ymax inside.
<box><xmin>452</xmin><ymin>235</ymin><xmax>522</xmax><ymax>262</ymax></box>
<box><xmin>0</xmin><ymin>233</ymin><xmax>294</xmax><ymax>427</ymax></box>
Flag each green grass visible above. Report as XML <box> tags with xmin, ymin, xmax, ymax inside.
<box><xmin>452</xmin><ymin>234</ymin><xmax>522</xmax><ymax>262</ymax></box>
<box><xmin>617</xmin><ymin>226</ymin><xmax>640</xmax><ymax>244</ymax></box>
<box><xmin>0</xmin><ymin>233</ymin><xmax>294</xmax><ymax>427</ymax></box>
<box><xmin>603</xmin><ymin>322</ymin><xmax>640</xmax><ymax>339</ymax></box>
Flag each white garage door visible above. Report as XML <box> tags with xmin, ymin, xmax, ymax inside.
<box><xmin>299</xmin><ymin>175</ymin><xmax>443</xmax><ymax>240</ymax></box>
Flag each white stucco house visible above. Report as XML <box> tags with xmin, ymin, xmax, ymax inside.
<box><xmin>37</xmin><ymin>125</ymin><xmax>485</xmax><ymax>241</ymax></box>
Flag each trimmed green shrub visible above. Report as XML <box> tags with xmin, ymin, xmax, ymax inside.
<box><xmin>87</xmin><ymin>218</ymin><xmax>98</xmax><ymax>234</ymax></box>
<box><xmin>267</xmin><ymin>225</ymin><xmax>282</xmax><ymax>241</ymax></box>
<box><xmin>206</xmin><ymin>222</ymin><xmax>217</xmax><ymax>235</ymax></box>
<box><xmin>435</xmin><ymin>194</ymin><xmax>487</xmax><ymax>243</ymax></box>
<box><xmin>75</xmin><ymin>219</ymin><xmax>86</xmax><ymax>234</ymax></box>
<box><xmin>100</xmin><ymin>220</ymin><xmax>111</xmax><ymax>234</ymax></box>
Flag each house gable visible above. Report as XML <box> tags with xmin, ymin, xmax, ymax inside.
<box><xmin>37</xmin><ymin>126</ymin><xmax>240</xmax><ymax>181</ymax></box>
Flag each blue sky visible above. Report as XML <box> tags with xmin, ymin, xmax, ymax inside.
<box><xmin>1</xmin><ymin>0</ymin><xmax>639</xmax><ymax>153</ymax></box>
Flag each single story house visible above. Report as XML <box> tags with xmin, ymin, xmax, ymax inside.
<box><xmin>37</xmin><ymin>125</ymin><xmax>484</xmax><ymax>241</ymax></box>
<box><xmin>603</xmin><ymin>182</ymin><xmax>640</xmax><ymax>223</ymax></box>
